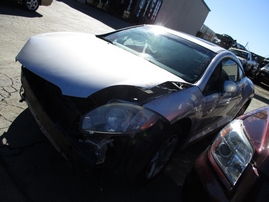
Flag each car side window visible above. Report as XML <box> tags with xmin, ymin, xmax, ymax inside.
<box><xmin>204</xmin><ymin>58</ymin><xmax>240</xmax><ymax>95</ymax></box>
<box><xmin>204</xmin><ymin>64</ymin><xmax>222</xmax><ymax>94</ymax></box>
<box><xmin>221</xmin><ymin>59</ymin><xmax>239</xmax><ymax>82</ymax></box>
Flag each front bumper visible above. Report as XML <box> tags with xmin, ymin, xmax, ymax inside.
<box><xmin>20</xmin><ymin>68</ymin><xmax>97</xmax><ymax>169</ymax></box>
<box><xmin>182</xmin><ymin>149</ymin><xmax>229</xmax><ymax>202</ymax></box>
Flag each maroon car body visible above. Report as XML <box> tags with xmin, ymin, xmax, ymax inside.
<box><xmin>183</xmin><ymin>106</ymin><xmax>269</xmax><ymax>202</ymax></box>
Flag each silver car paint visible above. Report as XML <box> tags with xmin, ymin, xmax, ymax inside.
<box><xmin>144</xmin><ymin>51</ymin><xmax>255</xmax><ymax>144</ymax></box>
<box><xmin>16</xmin><ymin>32</ymin><xmax>184</xmax><ymax>98</ymax></box>
<box><xmin>17</xmin><ymin>31</ymin><xmax>255</xmax><ymax>147</ymax></box>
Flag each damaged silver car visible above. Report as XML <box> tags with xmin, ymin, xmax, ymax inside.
<box><xmin>17</xmin><ymin>25</ymin><xmax>255</xmax><ymax>182</ymax></box>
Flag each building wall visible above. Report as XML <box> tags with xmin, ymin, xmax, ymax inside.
<box><xmin>154</xmin><ymin>0</ymin><xmax>210</xmax><ymax>35</ymax></box>
<box><xmin>199</xmin><ymin>24</ymin><xmax>216</xmax><ymax>42</ymax></box>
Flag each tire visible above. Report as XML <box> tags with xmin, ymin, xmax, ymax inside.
<box><xmin>143</xmin><ymin>133</ymin><xmax>179</xmax><ymax>181</ymax></box>
<box><xmin>111</xmin><ymin>122</ymin><xmax>181</xmax><ymax>184</ymax></box>
<box><xmin>23</xmin><ymin>0</ymin><xmax>39</xmax><ymax>11</ymax></box>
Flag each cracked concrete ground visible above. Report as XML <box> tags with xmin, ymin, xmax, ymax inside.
<box><xmin>0</xmin><ymin>0</ymin><xmax>268</xmax><ymax>201</ymax></box>
<box><xmin>0</xmin><ymin>69</ymin><xmax>27</xmax><ymax>138</ymax></box>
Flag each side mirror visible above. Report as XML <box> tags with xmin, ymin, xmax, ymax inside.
<box><xmin>223</xmin><ymin>80</ymin><xmax>237</xmax><ymax>93</ymax></box>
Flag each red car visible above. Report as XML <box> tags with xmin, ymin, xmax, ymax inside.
<box><xmin>183</xmin><ymin>106</ymin><xmax>269</xmax><ymax>202</ymax></box>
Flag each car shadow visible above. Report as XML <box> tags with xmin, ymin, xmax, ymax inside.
<box><xmin>0</xmin><ymin>108</ymin><xmax>182</xmax><ymax>202</ymax></box>
<box><xmin>56</xmin><ymin>0</ymin><xmax>132</xmax><ymax>29</ymax></box>
<box><xmin>258</xmin><ymin>82</ymin><xmax>269</xmax><ymax>91</ymax></box>
<box><xmin>252</xmin><ymin>81</ymin><xmax>269</xmax><ymax>104</ymax></box>
<box><xmin>0</xmin><ymin>1</ymin><xmax>43</xmax><ymax>17</ymax></box>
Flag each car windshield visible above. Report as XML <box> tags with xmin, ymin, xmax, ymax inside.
<box><xmin>230</xmin><ymin>49</ymin><xmax>248</xmax><ymax>59</ymax></box>
<box><xmin>100</xmin><ymin>26</ymin><xmax>216</xmax><ymax>83</ymax></box>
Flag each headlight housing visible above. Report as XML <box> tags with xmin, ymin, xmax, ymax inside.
<box><xmin>211</xmin><ymin>120</ymin><xmax>254</xmax><ymax>185</ymax></box>
<box><xmin>81</xmin><ymin>103</ymin><xmax>160</xmax><ymax>135</ymax></box>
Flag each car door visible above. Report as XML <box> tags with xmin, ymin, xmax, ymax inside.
<box><xmin>198</xmin><ymin>58</ymin><xmax>243</xmax><ymax>132</ymax></box>
<box><xmin>220</xmin><ymin>59</ymin><xmax>244</xmax><ymax>117</ymax></box>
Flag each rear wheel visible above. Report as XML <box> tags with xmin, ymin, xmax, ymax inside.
<box><xmin>23</xmin><ymin>0</ymin><xmax>39</xmax><ymax>11</ymax></box>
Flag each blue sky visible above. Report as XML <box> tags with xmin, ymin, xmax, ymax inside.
<box><xmin>204</xmin><ymin>0</ymin><xmax>269</xmax><ymax>58</ymax></box>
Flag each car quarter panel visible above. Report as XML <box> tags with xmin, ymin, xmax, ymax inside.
<box><xmin>143</xmin><ymin>86</ymin><xmax>201</xmax><ymax>124</ymax></box>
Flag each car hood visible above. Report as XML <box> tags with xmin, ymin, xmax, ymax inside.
<box><xmin>16</xmin><ymin>32</ymin><xmax>183</xmax><ymax>98</ymax></box>
<box><xmin>242</xmin><ymin>107</ymin><xmax>269</xmax><ymax>169</ymax></box>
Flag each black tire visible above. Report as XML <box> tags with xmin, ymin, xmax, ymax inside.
<box><xmin>108</xmin><ymin>122</ymin><xmax>182</xmax><ymax>184</ymax></box>
<box><xmin>129</xmin><ymin>125</ymin><xmax>181</xmax><ymax>184</ymax></box>
<box><xmin>143</xmin><ymin>133</ymin><xmax>179</xmax><ymax>181</ymax></box>
<box><xmin>23</xmin><ymin>0</ymin><xmax>39</xmax><ymax>11</ymax></box>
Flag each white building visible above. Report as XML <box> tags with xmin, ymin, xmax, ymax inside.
<box><xmin>155</xmin><ymin>0</ymin><xmax>210</xmax><ymax>35</ymax></box>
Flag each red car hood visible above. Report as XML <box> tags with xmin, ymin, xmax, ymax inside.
<box><xmin>242</xmin><ymin>106</ymin><xmax>269</xmax><ymax>169</ymax></box>
<box><xmin>16</xmin><ymin>32</ymin><xmax>183</xmax><ymax>98</ymax></box>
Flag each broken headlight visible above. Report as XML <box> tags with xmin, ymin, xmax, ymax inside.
<box><xmin>211</xmin><ymin>120</ymin><xmax>254</xmax><ymax>186</ymax></box>
<box><xmin>81</xmin><ymin>103</ymin><xmax>159</xmax><ymax>135</ymax></box>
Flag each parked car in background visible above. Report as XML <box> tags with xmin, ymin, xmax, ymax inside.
<box><xmin>17</xmin><ymin>25</ymin><xmax>254</xmax><ymax>182</ymax></box>
<box><xmin>11</xmin><ymin>0</ymin><xmax>53</xmax><ymax>11</ymax></box>
<box><xmin>255</xmin><ymin>63</ymin><xmax>269</xmax><ymax>86</ymax></box>
<box><xmin>233</xmin><ymin>43</ymin><xmax>247</xmax><ymax>50</ymax></box>
<box><xmin>262</xmin><ymin>57</ymin><xmax>269</xmax><ymax>66</ymax></box>
<box><xmin>183</xmin><ymin>106</ymin><xmax>269</xmax><ymax>202</ymax></box>
<box><xmin>215</xmin><ymin>33</ymin><xmax>236</xmax><ymax>49</ymax></box>
<box><xmin>229</xmin><ymin>48</ymin><xmax>259</xmax><ymax>77</ymax></box>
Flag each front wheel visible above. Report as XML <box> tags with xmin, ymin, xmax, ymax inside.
<box><xmin>121</xmin><ymin>122</ymin><xmax>181</xmax><ymax>183</ymax></box>
<box><xmin>23</xmin><ymin>0</ymin><xmax>39</xmax><ymax>11</ymax></box>
<box><xmin>144</xmin><ymin>134</ymin><xmax>179</xmax><ymax>180</ymax></box>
